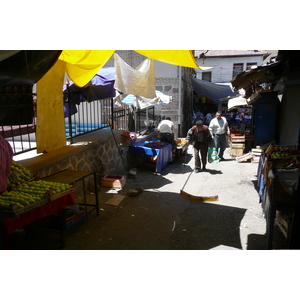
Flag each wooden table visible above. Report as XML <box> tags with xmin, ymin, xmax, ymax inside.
<box><xmin>42</xmin><ymin>169</ymin><xmax>99</xmax><ymax>217</ymax></box>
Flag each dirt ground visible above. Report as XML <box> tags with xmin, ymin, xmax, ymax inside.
<box><xmin>9</xmin><ymin>146</ymin><xmax>288</xmax><ymax>250</ymax></box>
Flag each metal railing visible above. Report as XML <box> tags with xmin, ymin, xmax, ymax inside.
<box><xmin>0</xmin><ymin>86</ymin><xmax>37</xmax><ymax>156</ymax></box>
<box><xmin>64</xmin><ymin>95</ymin><xmax>157</xmax><ymax>142</ymax></box>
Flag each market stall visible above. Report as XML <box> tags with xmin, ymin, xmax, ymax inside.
<box><xmin>1</xmin><ymin>193</ymin><xmax>75</xmax><ymax>249</ymax></box>
<box><xmin>129</xmin><ymin>140</ymin><xmax>172</xmax><ymax>173</ymax></box>
<box><xmin>256</xmin><ymin>145</ymin><xmax>300</xmax><ymax>249</ymax></box>
<box><xmin>173</xmin><ymin>138</ymin><xmax>189</xmax><ymax>161</ymax></box>
<box><xmin>0</xmin><ymin>161</ymin><xmax>90</xmax><ymax>249</ymax></box>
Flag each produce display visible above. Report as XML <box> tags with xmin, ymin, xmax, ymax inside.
<box><xmin>265</xmin><ymin>145</ymin><xmax>300</xmax><ymax>158</ymax></box>
<box><xmin>7</xmin><ymin>160</ymin><xmax>35</xmax><ymax>188</ymax></box>
<box><xmin>0</xmin><ymin>180</ymin><xmax>73</xmax><ymax>210</ymax></box>
<box><xmin>175</xmin><ymin>138</ymin><xmax>187</xmax><ymax>146</ymax></box>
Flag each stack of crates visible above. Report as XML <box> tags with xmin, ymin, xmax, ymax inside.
<box><xmin>229</xmin><ymin>130</ymin><xmax>245</xmax><ymax>157</ymax></box>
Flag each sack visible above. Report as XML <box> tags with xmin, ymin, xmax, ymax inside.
<box><xmin>208</xmin><ymin>146</ymin><xmax>219</xmax><ymax>163</ymax></box>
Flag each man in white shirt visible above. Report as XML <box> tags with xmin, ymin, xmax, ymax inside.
<box><xmin>209</xmin><ymin>111</ymin><xmax>230</xmax><ymax>161</ymax></box>
<box><xmin>157</xmin><ymin>117</ymin><xmax>174</xmax><ymax>144</ymax></box>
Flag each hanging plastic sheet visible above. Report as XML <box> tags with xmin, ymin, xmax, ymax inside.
<box><xmin>135</xmin><ymin>50</ymin><xmax>199</xmax><ymax>69</ymax></box>
<box><xmin>59</xmin><ymin>50</ymin><xmax>201</xmax><ymax>88</ymax></box>
<box><xmin>36</xmin><ymin>59</ymin><xmax>67</xmax><ymax>153</ymax></box>
<box><xmin>63</xmin><ymin>67</ymin><xmax>116</xmax><ymax>105</ymax></box>
<box><xmin>191</xmin><ymin>77</ymin><xmax>239</xmax><ymax>104</ymax></box>
<box><xmin>114</xmin><ymin>53</ymin><xmax>156</xmax><ymax>99</ymax></box>
<box><xmin>86</xmin><ymin>67</ymin><xmax>116</xmax><ymax>102</ymax></box>
<box><xmin>120</xmin><ymin>90</ymin><xmax>172</xmax><ymax>109</ymax></box>
<box><xmin>0</xmin><ymin>50</ymin><xmax>62</xmax><ymax>86</ymax></box>
<box><xmin>59</xmin><ymin>50</ymin><xmax>115</xmax><ymax>88</ymax></box>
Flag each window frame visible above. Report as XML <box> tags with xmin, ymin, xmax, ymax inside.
<box><xmin>246</xmin><ymin>62</ymin><xmax>257</xmax><ymax>70</ymax></box>
<box><xmin>232</xmin><ymin>63</ymin><xmax>244</xmax><ymax>78</ymax></box>
<box><xmin>202</xmin><ymin>71</ymin><xmax>212</xmax><ymax>82</ymax></box>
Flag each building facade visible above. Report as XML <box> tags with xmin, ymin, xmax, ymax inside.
<box><xmin>194</xmin><ymin>50</ymin><xmax>271</xmax><ymax>83</ymax></box>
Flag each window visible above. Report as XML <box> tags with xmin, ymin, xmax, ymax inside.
<box><xmin>202</xmin><ymin>72</ymin><xmax>212</xmax><ymax>82</ymax></box>
<box><xmin>232</xmin><ymin>63</ymin><xmax>243</xmax><ymax>78</ymax></box>
<box><xmin>246</xmin><ymin>63</ymin><xmax>257</xmax><ymax>70</ymax></box>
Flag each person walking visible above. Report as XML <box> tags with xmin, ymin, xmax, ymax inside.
<box><xmin>208</xmin><ymin>111</ymin><xmax>230</xmax><ymax>161</ymax></box>
<box><xmin>204</xmin><ymin>111</ymin><xmax>212</xmax><ymax>126</ymax></box>
<box><xmin>186</xmin><ymin>120</ymin><xmax>212</xmax><ymax>173</ymax></box>
<box><xmin>157</xmin><ymin>117</ymin><xmax>174</xmax><ymax>144</ymax></box>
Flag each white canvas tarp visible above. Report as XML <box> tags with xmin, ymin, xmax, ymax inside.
<box><xmin>114</xmin><ymin>53</ymin><xmax>156</xmax><ymax>99</ymax></box>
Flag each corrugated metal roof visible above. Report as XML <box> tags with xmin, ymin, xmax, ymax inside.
<box><xmin>194</xmin><ymin>50</ymin><xmax>270</xmax><ymax>58</ymax></box>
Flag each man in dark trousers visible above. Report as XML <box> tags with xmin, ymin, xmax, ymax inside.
<box><xmin>186</xmin><ymin>120</ymin><xmax>212</xmax><ymax>173</ymax></box>
<box><xmin>209</xmin><ymin>111</ymin><xmax>230</xmax><ymax>161</ymax></box>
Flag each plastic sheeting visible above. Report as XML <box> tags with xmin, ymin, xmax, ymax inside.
<box><xmin>114</xmin><ymin>53</ymin><xmax>156</xmax><ymax>98</ymax></box>
<box><xmin>59</xmin><ymin>50</ymin><xmax>115</xmax><ymax>88</ymax></box>
<box><xmin>64</xmin><ymin>67</ymin><xmax>116</xmax><ymax>104</ymax></box>
<box><xmin>36</xmin><ymin>59</ymin><xmax>67</xmax><ymax>153</ymax></box>
<box><xmin>0</xmin><ymin>50</ymin><xmax>62</xmax><ymax>86</ymax></box>
<box><xmin>191</xmin><ymin>77</ymin><xmax>239</xmax><ymax>104</ymax></box>
<box><xmin>59</xmin><ymin>50</ymin><xmax>200</xmax><ymax>88</ymax></box>
<box><xmin>119</xmin><ymin>90</ymin><xmax>172</xmax><ymax>109</ymax></box>
<box><xmin>135</xmin><ymin>50</ymin><xmax>199</xmax><ymax>69</ymax></box>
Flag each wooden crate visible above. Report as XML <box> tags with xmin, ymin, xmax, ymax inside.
<box><xmin>231</xmin><ymin>135</ymin><xmax>245</xmax><ymax>143</ymax></box>
<box><xmin>230</xmin><ymin>148</ymin><xmax>244</xmax><ymax>157</ymax></box>
<box><xmin>230</xmin><ymin>142</ymin><xmax>244</xmax><ymax>149</ymax></box>
<box><xmin>230</xmin><ymin>142</ymin><xmax>245</xmax><ymax>157</ymax></box>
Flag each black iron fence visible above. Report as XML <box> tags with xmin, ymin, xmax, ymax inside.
<box><xmin>0</xmin><ymin>86</ymin><xmax>37</xmax><ymax>156</ymax></box>
<box><xmin>64</xmin><ymin>96</ymin><xmax>157</xmax><ymax>142</ymax></box>
<box><xmin>1</xmin><ymin>89</ymin><xmax>158</xmax><ymax>155</ymax></box>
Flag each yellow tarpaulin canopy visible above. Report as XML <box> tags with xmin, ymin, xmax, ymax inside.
<box><xmin>59</xmin><ymin>50</ymin><xmax>200</xmax><ymax>87</ymax></box>
<box><xmin>134</xmin><ymin>50</ymin><xmax>199</xmax><ymax>69</ymax></box>
<box><xmin>36</xmin><ymin>59</ymin><xmax>67</xmax><ymax>153</ymax></box>
<box><xmin>59</xmin><ymin>50</ymin><xmax>115</xmax><ymax>88</ymax></box>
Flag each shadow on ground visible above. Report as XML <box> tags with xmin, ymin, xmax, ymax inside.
<box><xmin>171</xmin><ymin>202</ymin><xmax>246</xmax><ymax>250</ymax></box>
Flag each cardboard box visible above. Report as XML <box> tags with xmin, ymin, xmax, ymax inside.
<box><xmin>101</xmin><ymin>175</ymin><xmax>126</xmax><ymax>188</ymax></box>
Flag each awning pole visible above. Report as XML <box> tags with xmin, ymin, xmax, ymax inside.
<box><xmin>178</xmin><ymin>66</ymin><xmax>182</xmax><ymax>137</ymax></box>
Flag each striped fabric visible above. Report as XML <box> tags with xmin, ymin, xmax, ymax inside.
<box><xmin>0</xmin><ymin>136</ymin><xmax>13</xmax><ymax>194</ymax></box>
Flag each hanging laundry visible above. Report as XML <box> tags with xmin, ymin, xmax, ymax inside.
<box><xmin>114</xmin><ymin>53</ymin><xmax>156</xmax><ymax>99</ymax></box>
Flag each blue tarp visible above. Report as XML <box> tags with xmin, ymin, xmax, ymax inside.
<box><xmin>191</xmin><ymin>77</ymin><xmax>239</xmax><ymax>104</ymax></box>
<box><xmin>86</xmin><ymin>67</ymin><xmax>116</xmax><ymax>102</ymax></box>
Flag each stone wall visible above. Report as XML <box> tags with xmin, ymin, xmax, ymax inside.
<box><xmin>19</xmin><ymin>129</ymin><xmax>129</xmax><ymax>196</ymax></box>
